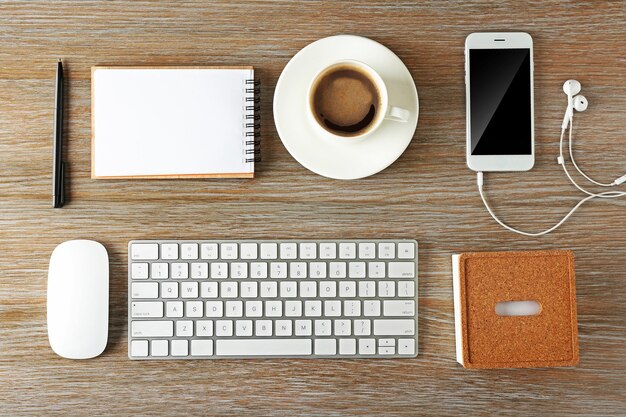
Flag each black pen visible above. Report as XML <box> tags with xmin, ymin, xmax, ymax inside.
<box><xmin>53</xmin><ymin>59</ymin><xmax>65</xmax><ymax>208</ymax></box>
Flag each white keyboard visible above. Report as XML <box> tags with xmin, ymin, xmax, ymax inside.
<box><xmin>128</xmin><ymin>240</ymin><xmax>418</xmax><ymax>359</ymax></box>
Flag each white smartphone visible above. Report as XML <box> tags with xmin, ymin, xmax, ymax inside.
<box><xmin>465</xmin><ymin>32</ymin><xmax>534</xmax><ymax>172</ymax></box>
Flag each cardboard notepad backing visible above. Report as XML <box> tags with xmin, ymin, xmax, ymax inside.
<box><xmin>452</xmin><ymin>250</ymin><xmax>579</xmax><ymax>369</ymax></box>
<box><xmin>91</xmin><ymin>66</ymin><xmax>260</xmax><ymax>179</ymax></box>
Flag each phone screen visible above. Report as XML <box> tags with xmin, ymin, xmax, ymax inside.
<box><xmin>469</xmin><ymin>48</ymin><xmax>531</xmax><ymax>155</ymax></box>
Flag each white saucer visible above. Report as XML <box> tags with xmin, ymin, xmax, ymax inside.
<box><xmin>273</xmin><ymin>35</ymin><xmax>419</xmax><ymax>180</ymax></box>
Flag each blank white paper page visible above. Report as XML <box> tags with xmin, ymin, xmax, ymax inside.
<box><xmin>92</xmin><ymin>67</ymin><xmax>254</xmax><ymax>178</ymax></box>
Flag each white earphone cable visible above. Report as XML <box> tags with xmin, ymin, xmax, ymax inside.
<box><xmin>478</xmin><ymin>120</ymin><xmax>624</xmax><ymax>236</ymax></box>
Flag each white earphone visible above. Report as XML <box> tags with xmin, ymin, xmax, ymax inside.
<box><xmin>477</xmin><ymin>80</ymin><xmax>625</xmax><ymax>236</ymax></box>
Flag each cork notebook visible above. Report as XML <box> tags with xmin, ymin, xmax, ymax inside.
<box><xmin>91</xmin><ymin>67</ymin><xmax>260</xmax><ymax>179</ymax></box>
<box><xmin>452</xmin><ymin>250</ymin><xmax>579</xmax><ymax>369</ymax></box>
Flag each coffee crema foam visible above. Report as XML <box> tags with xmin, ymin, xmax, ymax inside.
<box><xmin>311</xmin><ymin>65</ymin><xmax>381</xmax><ymax>137</ymax></box>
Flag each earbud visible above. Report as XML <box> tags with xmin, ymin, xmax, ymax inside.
<box><xmin>562</xmin><ymin>80</ymin><xmax>587</xmax><ymax>129</ymax></box>
<box><xmin>573</xmin><ymin>95</ymin><xmax>588</xmax><ymax>112</ymax></box>
<box><xmin>563</xmin><ymin>79</ymin><xmax>581</xmax><ymax>96</ymax></box>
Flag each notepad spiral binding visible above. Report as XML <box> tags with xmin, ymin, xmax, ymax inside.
<box><xmin>244</xmin><ymin>79</ymin><xmax>261</xmax><ymax>163</ymax></box>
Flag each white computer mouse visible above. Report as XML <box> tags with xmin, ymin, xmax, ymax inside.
<box><xmin>47</xmin><ymin>239</ymin><xmax>109</xmax><ymax>359</ymax></box>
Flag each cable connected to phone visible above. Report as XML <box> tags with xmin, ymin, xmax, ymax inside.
<box><xmin>478</xmin><ymin>115</ymin><xmax>625</xmax><ymax>237</ymax></box>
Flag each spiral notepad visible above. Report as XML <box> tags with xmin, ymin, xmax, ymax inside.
<box><xmin>91</xmin><ymin>67</ymin><xmax>260</xmax><ymax>179</ymax></box>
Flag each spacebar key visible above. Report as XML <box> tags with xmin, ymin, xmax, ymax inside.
<box><xmin>216</xmin><ymin>339</ymin><xmax>312</xmax><ymax>356</ymax></box>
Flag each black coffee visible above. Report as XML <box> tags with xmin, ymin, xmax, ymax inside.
<box><xmin>311</xmin><ymin>65</ymin><xmax>381</xmax><ymax>137</ymax></box>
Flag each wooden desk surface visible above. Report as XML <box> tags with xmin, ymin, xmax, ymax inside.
<box><xmin>1</xmin><ymin>1</ymin><xmax>625</xmax><ymax>415</ymax></box>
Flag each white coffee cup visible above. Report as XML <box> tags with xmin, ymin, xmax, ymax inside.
<box><xmin>307</xmin><ymin>59</ymin><xmax>410</xmax><ymax>140</ymax></box>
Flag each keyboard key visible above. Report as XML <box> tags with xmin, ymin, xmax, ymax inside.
<box><xmin>260</xmin><ymin>282</ymin><xmax>277</xmax><ymax>298</ymax></box>
<box><xmin>265</xmin><ymin>300</ymin><xmax>282</xmax><ymax>317</ymax></box>
<box><xmin>358</xmin><ymin>281</ymin><xmax>376</xmax><ymax>298</ymax></box>
<box><xmin>280</xmin><ymin>281</ymin><xmax>297</xmax><ymax>298</ymax></box>
<box><xmin>319</xmin><ymin>281</ymin><xmax>336</xmax><ymax>298</ymax></box>
<box><xmin>131</xmin><ymin>340</ymin><xmax>148</xmax><ymax>357</ymax></box>
<box><xmin>151</xmin><ymin>340</ymin><xmax>168</xmax><ymax>357</ymax></box>
<box><xmin>131</xmin><ymin>282</ymin><xmax>158</xmax><ymax>299</ymax></box>
<box><xmin>364</xmin><ymin>300</ymin><xmax>381</xmax><ymax>316</ymax></box>
<box><xmin>289</xmin><ymin>262</ymin><xmax>307</xmax><ymax>278</ymax></box>
<box><xmin>200</xmin><ymin>243</ymin><xmax>218</xmax><ymax>259</ymax></box>
<box><xmin>270</xmin><ymin>262</ymin><xmax>287</xmax><ymax>278</ymax></box>
<box><xmin>378</xmin><ymin>281</ymin><xmax>396</xmax><ymax>298</ymax></box>
<box><xmin>310</xmin><ymin>262</ymin><xmax>326</xmax><ymax>278</ymax></box>
<box><xmin>339</xmin><ymin>281</ymin><xmax>356</xmax><ymax>297</ymax></box>
<box><xmin>231</xmin><ymin>262</ymin><xmax>248</xmax><ymax>279</ymax></box>
<box><xmin>354</xmin><ymin>319</ymin><xmax>371</xmax><ymax>336</ymax></box>
<box><xmin>181</xmin><ymin>282</ymin><xmax>198</xmax><ymax>298</ymax></box>
<box><xmin>225</xmin><ymin>301</ymin><xmax>243</xmax><ymax>317</ymax></box>
<box><xmin>299</xmin><ymin>281</ymin><xmax>317</xmax><ymax>298</ymax></box>
<box><xmin>388</xmin><ymin>262</ymin><xmax>415</xmax><ymax>278</ymax></box>
<box><xmin>319</xmin><ymin>243</ymin><xmax>337</xmax><ymax>259</ymax></box>
<box><xmin>220</xmin><ymin>282</ymin><xmax>238</xmax><ymax>298</ymax></box>
<box><xmin>181</xmin><ymin>243</ymin><xmax>198</xmax><ymax>260</ymax></box>
<box><xmin>246</xmin><ymin>301</ymin><xmax>262</xmax><ymax>317</ymax></box>
<box><xmin>349</xmin><ymin>262</ymin><xmax>366</xmax><ymax>278</ymax></box>
<box><xmin>191</xmin><ymin>340</ymin><xmax>213</xmax><ymax>356</ymax></box>
<box><xmin>314</xmin><ymin>339</ymin><xmax>336</xmax><ymax>355</ymax></box>
<box><xmin>329</xmin><ymin>262</ymin><xmax>347</xmax><ymax>278</ymax></box>
<box><xmin>196</xmin><ymin>320</ymin><xmax>213</xmax><ymax>336</ymax></box>
<box><xmin>378</xmin><ymin>338</ymin><xmax>395</xmax><ymax>347</ymax></box>
<box><xmin>314</xmin><ymin>320</ymin><xmax>331</xmax><ymax>336</ymax></box>
<box><xmin>250</xmin><ymin>262</ymin><xmax>268</xmax><ymax>279</ymax></box>
<box><xmin>171</xmin><ymin>340</ymin><xmax>188</xmax><ymax>356</ymax></box>
<box><xmin>397</xmin><ymin>242</ymin><xmax>415</xmax><ymax>259</ymax></box>
<box><xmin>131</xmin><ymin>243</ymin><xmax>158</xmax><ymax>260</ymax></box>
<box><xmin>131</xmin><ymin>321</ymin><xmax>173</xmax><ymax>338</ymax></box>
<box><xmin>285</xmin><ymin>300</ymin><xmax>302</xmax><ymax>317</ymax></box>
<box><xmin>151</xmin><ymin>262</ymin><xmax>169</xmax><ymax>279</ymax></box>
<box><xmin>210</xmin><ymin>262</ymin><xmax>228</xmax><ymax>279</ymax></box>
<box><xmin>241</xmin><ymin>282</ymin><xmax>258</xmax><ymax>298</ymax></box>
<box><xmin>240</xmin><ymin>243</ymin><xmax>257</xmax><ymax>259</ymax></box>
<box><xmin>384</xmin><ymin>300</ymin><xmax>415</xmax><ymax>316</ymax></box>
<box><xmin>186</xmin><ymin>301</ymin><xmax>203</xmax><ymax>317</ymax></box>
<box><xmin>260</xmin><ymin>243</ymin><xmax>277</xmax><ymax>259</ymax></box>
<box><xmin>176</xmin><ymin>320</ymin><xmax>193</xmax><ymax>337</ymax></box>
<box><xmin>358</xmin><ymin>243</ymin><xmax>375</xmax><ymax>259</ymax></box>
<box><xmin>373</xmin><ymin>319</ymin><xmax>415</xmax><ymax>336</ymax></box>
<box><xmin>131</xmin><ymin>301</ymin><xmax>163</xmax><ymax>318</ymax></box>
<box><xmin>205</xmin><ymin>301</ymin><xmax>223</xmax><ymax>317</ymax></box>
<box><xmin>295</xmin><ymin>320</ymin><xmax>312</xmax><ymax>336</ymax></box>
<box><xmin>398</xmin><ymin>339</ymin><xmax>416</xmax><ymax>355</ymax></box>
<box><xmin>171</xmin><ymin>263</ymin><xmax>188</xmax><ymax>279</ymax></box>
<box><xmin>166</xmin><ymin>301</ymin><xmax>183</xmax><ymax>317</ymax></box>
<box><xmin>398</xmin><ymin>281</ymin><xmax>415</xmax><ymax>297</ymax></box>
<box><xmin>299</xmin><ymin>243</ymin><xmax>316</xmax><ymax>259</ymax></box>
<box><xmin>280</xmin><ymin>243</ymin><xmax>297</xmax><ymax>259</ymax></box>
<box><xmin>334</xmin><ymin>319</ymin><xmax>351</xmax><ymax>336</ymax></box>
<box><xmin>236</xmin><ymin>320</ymin><xmax>253</xmax><ymax>336</ymax></box>
<box><xmin>216</xmin><ymin>320</ymin><xmax>233</xmax><ymax>336</ymax></box>
<box><xmin>368</xmin><ymin>262</ymin><xmax>385</xmax><ymax>278</ymax></box>
<box><xmin>255</xmin><ymin>320</ymin><xmax>272</xmax><ymax>336</ymax></box>
<box><xmin>325</xmin><ymin>300</ymin><xmax>341</xmax><ymax>316</ymax></box>
<box><xmin>131</xmin><ymin>263</ymin><xmax>149</xmax><ymax>279</ymax></box>
<box><xmin>161</xmin><ymin>243</ymin><xmax>179</xmax><ymax>260</ymax></box>
<box><xmin>359</xmin><ymin>338</ymin><xmax>376</xmax><ymax>355</ymax></box>
<box><xmin>339</xmin><ymin>243</ymin><xmax>356</xmax><ymax>259</ymax></box>
<box><xmin>200</xmin><ymin>281</ymin><xmax>218</xmax><ymax>298</ymax></box>
<box><xmin>378</xmin><ymin>242</ymin><xmax>395</xmax><ymax>259</ymax></box>
<box><xmin>344</xmin><ymin>300</ymin><xmax>361</xmax><ymax>316</ymax></box>
<box><xmin>190</xmin><ymin>262</ymin><xmax>208</xmax><ymax>279</ymax></box>
<box><xmin>221</xmin><ymin>243</ymin><xmax>238</xmax><ymax>259</ymax></box>
<box><xmin>379</xmin><ymin>346</ymin><xmax>395</xmax><ymax>355</ymax></box>
<box><xmin>275</xmin><ymin>320</ymin><xmax>292</xmax><ymax>336</ymax></box>
<box><xmin>339</xmin><ymin>338</ymin><xmax>356</xmax><ymax>355</ymax></box>
<box><xmin>216</xmin><ymin>339</ymin><xmax>311</xmax><ymax>356</ymax></box>
<box><xmin>305</xmin><ymin>300</ymin><xmax>321</xmax><ymax>317</ymax></box>
<box><xmin>161</xmin><ymin>282</ymin><xmax>178</xmax><ymax>298</ymax></box>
